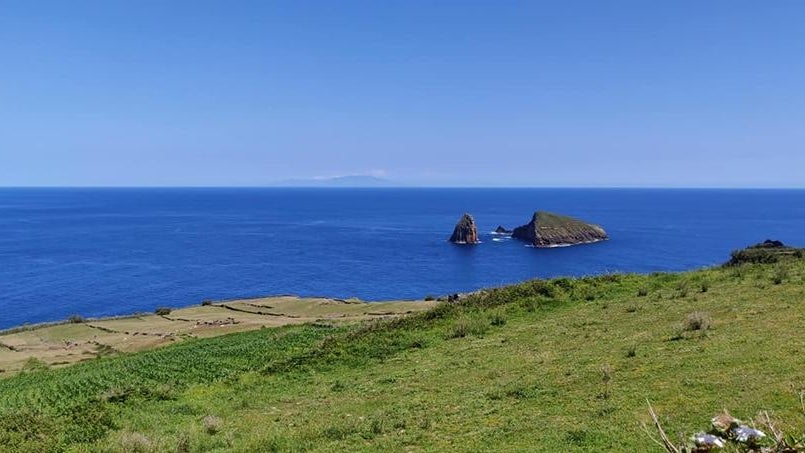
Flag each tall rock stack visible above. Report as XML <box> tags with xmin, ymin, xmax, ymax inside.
<box><xmin>449</xmin><ymin>213</ymin><xmax>480</xmax><ymax>244</ymax></box>
<box><xmin>512</xmin><ymin>211</ymin><xmax>607</xmax><ymax>247</ymax></box>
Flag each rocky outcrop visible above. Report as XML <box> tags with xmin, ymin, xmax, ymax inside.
<box><xmin>494</xmin><ymin>225</ymin><xmax>512</xmax><ymax>235</ymax></box>
<box><xmin>749</xmin><ymin>239</ymin><xmax>785</xmax><ymax>249</ymax></box>
<box><xmin>449</xmin><ymin>213</ymin><xmax>480</xmax><ymax>244</ymax></box>
<box><xmin>727</xmin><ymin>239</ymin><xmax>803</xmax><ymax>266</ymax></box>
<box><xmin>512</xmin><ymin>211</ymin><xmax>607</xmax><ymax>247</ymax></box>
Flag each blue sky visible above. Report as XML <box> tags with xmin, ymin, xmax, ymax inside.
<box><xmin>1</xmin><ymin>1</ymin><xmax>804</xmax><ymax>187</ymax></box>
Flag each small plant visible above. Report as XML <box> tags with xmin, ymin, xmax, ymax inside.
<box><xmin>202</xmin><ymin>415</ymin><xmax>222</xmax><ymax>435</ymax></box>
<box><xmin>118</xmin><ymin>432</ymin><xmax>152</xmax><ymax>453</ymax></box>
<box><xmin>176</xmin><ymin>434</ymin><xmax>190</xmax><ymax>453</ymax></box>
<box><xmin>147</xmin><ymin>383</ymin><xmax>176</xmax><ymax>401</ymax></box>
<box><xmin>599</xmin><ymin>363</ymin><xmax>613</xmax><ymax>400</ymax></box>
<box><xmin>424</xmin><ymin>294</ymin><xmax>436</xmax><ymax>301</ymax></box>
<box><xmin>489</xmin><ymin>311</ymin><xmax>506</xmax><ymax>326</ymax></box>
<box><xmin>68</xmin><ymin>314</ymin><xmax>85</xmax><ymax>323</ymax></box>
<box><xmin>674</xmin><ymin>280</ymin><xmax>689</xmax><ymax>298</ymax></box>
<box><xmin>772</xmin><ymin>265</ymin><xmax>788</xmax><ymax>285</ymax></box>
<box><xmin>625</xmin><ymin>304</ymin><xmax>638</xmax><ymax>313</ymax></box>
<box><xmin>699</xmin><ymin>281</ymin><xmax>709</xmax><ymax>293</ymax></box>
<box><xmin>625</xmin><ymin>345</ymin><xmax>637</xmax><ymax>358</ymax></box>
<box><xmin>21</xmin><ymin>357</ymin><xmax>49</xmax><ymax>373</ymax></box>
<box><xmin>565</xmin><ymin>429</ymin><xmax>588</xmax><ymax>446</ymax></box>
<box><xmin>201</xmin><ymin>299</ymin><xmax>213</xmax><ymax>306</ymax></box>
<box><xmin>101</xmin><ymin>386</ymin><xmax>133</xmax><ymax>403</ymax></box>
<box><xmin>731</xmin><ymin>265</ymin><xmax>747</xmax><ymax>280</ymax></box>
<box><xmin>637</xmin><ymin>287</ymin><xmax>649</xmax><ymax>297</ymax></box>
<box><xmin>685</xmin><ymin>311</ymin><xmax>711</xmax><ymax>331</ymax></box>
<box><xmin>154</xmin><ymin>307</ymin><xmax>172</xmax><ymax>316</ymax></box>
<box><xmin>520</xmin><ymin>297</ymin><xmax>540</xmax><ymax>312</ymax></box>
<box><xmin>447</xmin><ymin>316</ymin><xmax>488</xmax><ymax>339</ymax></box>
<box><xmin>675</xmin><ymin>311</ymin><xmax>712</xmax><ymax>339</ymax></box>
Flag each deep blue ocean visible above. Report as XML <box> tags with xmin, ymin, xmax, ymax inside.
<box><xmin>1</xmin><ymin>188</ymin><xmax>804</xmax><ymax>330</ymax></box>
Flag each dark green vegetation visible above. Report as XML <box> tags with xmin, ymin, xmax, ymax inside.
<box><xmin>1</xmin><ymin>250</ymin><xmax>804</xmax><ymax>452</ymax></box>
<box><xmin>728</xmin><ymin>239</ymin><xmax>804</xmax><ymax>266</ymax></box>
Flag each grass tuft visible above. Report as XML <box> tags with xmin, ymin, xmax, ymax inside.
<box><xmin>202</xmin><ymin>415</ymin><xmax>222</xmax><ymax>435</ymax></box>
<box><xmin>446</xmin><ymin>316</ymin><xmax>488</xmax><ymax>339</ymax></box>
<box><xmin>683</xmin><ymin>311</ymin><xmax>711</xmax><ymax>332</ymax></box>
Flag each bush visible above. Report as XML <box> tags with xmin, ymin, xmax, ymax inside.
<box><xmin>637</xmin><ymin>287</ymin><xmax>649</xmax><ymax>297</ymax></box>
<box><xmin>118</xmin><ymin>432</ymin><xmax>152</xmax><ymax>452</ymax></box>
<box><xmin>68</xmin><ymin>314</ymin><xmax>85</xmax><ymax>324</ymax></box>
<box><xmin>683</xmin><ymin>311</ymin><xmax>711</xmax><ymax>332</ymax></box>
<box><xmin>772</xmin><ymin>265</ymin><xmax>788</xmax><ymax>285</ymax></box>
<box><xmin>202</xmin><ymin>415</ymin><xmax>222</xmax><ymax>435</ymax></box>
<box><xmin>728</xmin><ymin>248</ymin><xmax>782</xmax><ymax>266</ymax></box>
<box><xmin>625</xmin><ymin>345</ymin><xmax>636</xmax><ymax>358</ymax></box>
<box><xmin>447</xmin><ymin>317</ymin><xmax>488</xmax><ymax>339</ymax></box>
<box><xmin>424</xmin><ymin>295</ymin><xmax>436</xmax><ymax>301</ymax></box>
<box><xmin>489</xmin><ymin>311</ymin><xmax>506</xmax><ymax>326</ymax></box>
<box><xmin>154</xmin><ymin>307</ymin><xmax>172</xmax><ymax>316</ymax></box>
<box><xmin>675</xmin><ymin>280</ymin><xmax>689</xmax><ymax>298</ymax></box>
<box><xmin>201</xmin><ymin>299</ymin><xmax>213</xmax><ymax>306</ymax></box>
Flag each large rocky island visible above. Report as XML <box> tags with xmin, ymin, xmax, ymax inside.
<box><xmin>449</xmin><ymin>213</ymin><xmax>480</xmax><ymax>244</ymax></box>
<box><xmin>512</xmin><ymin>211</ymin><xmax>608</xmax><ymax>247</ymax></box>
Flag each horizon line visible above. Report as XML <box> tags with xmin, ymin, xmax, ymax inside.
<box><xmin>2</xmin><ymin>185</ymin><xmax>805</xmax><ymax>190</ymax></box>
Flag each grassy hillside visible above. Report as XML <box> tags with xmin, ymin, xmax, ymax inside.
<box><xmin>1</xmin><ymin>252</ymin><xmax>804</xmax><ymax>452</ymax></box>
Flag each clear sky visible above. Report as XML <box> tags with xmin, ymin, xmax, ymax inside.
<box><xmin>2</xmin><ymin>1</ymin><xmax>804</xmax><ymax>187</ymax></box>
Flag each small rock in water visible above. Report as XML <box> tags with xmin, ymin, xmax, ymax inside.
<box><xmin>449</xmin><ymin>213</ymin><xmax>480</xmax><ymax>244</ymax></box>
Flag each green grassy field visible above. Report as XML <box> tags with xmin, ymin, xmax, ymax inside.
<box><xmin>1</xmin><ymin>250</ymin><xmax>804</xmax><ymax>452</ymax></box>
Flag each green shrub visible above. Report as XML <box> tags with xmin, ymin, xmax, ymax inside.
<box><xmin>447</xmin><ymin>317</ymin><xmax>488</xmax><ymax>339</ymax></box>
<box><xmin>118</xmin><ymin>432</ymin><xmax>152</xmax><ymax>453</ymax></box>
<box><xmin>202</xmin><ymin>415</ymin><xmax>222</xmax><ymax>435</ymax></box>
<box><xmin>489</xmin><ymin>311</ymin><xmax>506</xmax><ymax>326</ymax></box>
<box><xmin>728</xmin><ymin>248</ymin><xmax>780</xmax><ymax>265</ymax></box>
<box><xmin>683</xmin><ymin>311</ymin><xmax>711</xmax><ymax>332</ymax></box>
<box><xmin>773</xmin><ymin>265</ymin><xmax>789</xmax><ymax>285</ymax></box>
<box><xmin>68</xmin><ymin>314</ymin><xmax>85</xmax><ymax>324</ymax></box>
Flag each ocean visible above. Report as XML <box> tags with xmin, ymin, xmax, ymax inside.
<box><xmin>1</xmin><ymin>188</ymin><xmax>803</xmax><ymax>330</ymax></box>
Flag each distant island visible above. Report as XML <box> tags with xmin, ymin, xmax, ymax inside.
<box><xmin>512</xmin><ymin>211</ymin><xmax>608</xmax><ymax>247</ymax></box>
<box><xmin>273</xmin><ymin>175</ymin><xmax>393</xmax><ymax>187</ymax></box>
<box><xmin>450</xmin><ymin>210</ymin><xmax>608</xmax><ymax>247</ymax></box>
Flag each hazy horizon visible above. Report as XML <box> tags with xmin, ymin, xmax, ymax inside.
<box><xmin>3</xmin><ymin>2</ymin><xmax>804</xmax><ymax>188</ymax></box>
